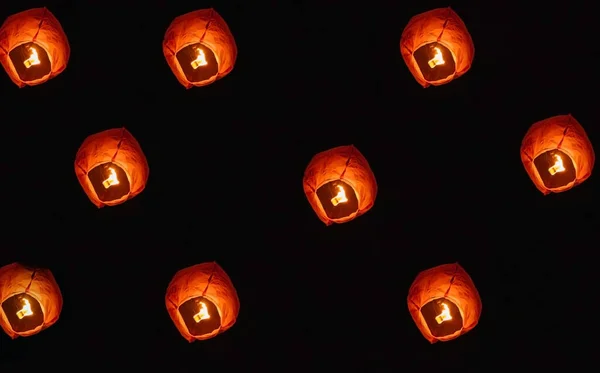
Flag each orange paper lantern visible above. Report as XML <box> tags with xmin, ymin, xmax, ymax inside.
<box><xmin>166</xmin><ymin>262</ymin><xmax>240</xmax><ymax>342</ymax></box>
<box><xmin>74</xmin><ymin>128</ymin><xmax>149</xmax><ymax>208</ymax></box>
<box><xmin>400</xmin><ymin>7</ymin><xmax>474</xmax><ymax>87</ymax></box>
<box><xmin>407</xmin><ymin>263</ymin><xmax>482</xmax><ymax>343</ymax></box>
<box><xmin>163</xmin><ymin>8</ymin><xmax>237</xmax><ymax>88</ymax></box>
<box><xmin>0</xmin><ymin>7</ymin><xmax>70</xmax><ymax>87</ymax></box>
<box><xmin>0</xmin><ymin>263</ymin><xmax>63</xmax><ymax>339</ymax></box>
<box><xmin>521</xmin><ymin>114</ymin><xmax>595</xmax><ymax>194</ymax></box>
<box><xmin>303</xmin><ymin>145</ymin><xmax>377</xmax><ymax>225</ymax></box>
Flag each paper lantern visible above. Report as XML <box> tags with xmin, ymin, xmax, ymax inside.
<box><xmin>521</xmin><ymin>114</ymin><xmax>595</xmax><ymax>194</ymax></box>
<box><xmin>407</xmin><ymin>263</ymin><xmax>482</xmax><ymax>343</ymax></box>
<box><xmin>400</xmin><ymin>7</ymin><xmax>474</xmax><ymax>87</ymax></box>
<box><xmin>303</xmin><ymin>145</ymin><xmax>377</xmax><ymax>225</ymax></box>
<box><xmin>163</xmin><ymin>8</ymin><xmax>237</xmax><ymax>88</ymax></box>
<box><xmin>166</xmin><ymin>262</ymin><xmax>240</xmax><ymax>342</ymax></box>
<box><xmin>0</xmin><ymin>263</ymin><xmax>62</xmax><ymax>339</ymax></box>
<box><xmin>74</xmin><ymin>128</ymin><xmax>149</xmax><ymax>208</ymax></box>
<box><xmin>0</xmin><ymin>7</ymin><xmax>70</xmax><ymax>87</ymax></box>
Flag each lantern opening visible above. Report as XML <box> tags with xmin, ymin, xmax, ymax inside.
<box><xmin>179</xmin><ymin>296</ymin><xmax>222</xmax><ymax>337</ymax></box>
<box><xmin>8</xmin><ymin>43</ymin><xmax>52</xmax><ymax>83</ymax></box>
<box><xmin>176</xmin><ymin>43</ymin><xmax>219</xmax><ymax>83</ymax></box>
<box><xmin>1</xmin><ymin>293</ymin><xmax>44</xmax><ymax>333</ymax></box>
<box><xmin>420</xmin><ymin>298</ymin><xmax>463</xmax><ymax>338</ymax></box>
<box><xmin>533</xmin><ymin>149</ymin><xmax>577</xmax><ymax>189</ymax></box>
<box><xmin>413</xmin><ymin>42</ymin><xmax>456</xmax><ymax>83</ymax></box>
<box><xmin>87</xmin><ymin>162</ymin><xmax>131</xmax><ymax>203</ymax></box>
<box><xmin>316</xmin><ymin>180</ymin><xmax>359</xmax><ymax>220</ymax></box>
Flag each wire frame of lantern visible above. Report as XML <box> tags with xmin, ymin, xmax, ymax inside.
<box><xmin>303</xmin><ymin>145</ymin><xmax>377</xmax><ymax>225</ymax></box>
<box><xmin>400</xmin><ymin>7</ymin><xmax>474</xmax><ymax>87</ymax></box>
<box><xmin>163</xmin><ymin>8</ymin><xmax>237</xmax><ymax>88</ymax></box>
<box><xmin>166</xmin><ymin>262</ymin><xmax>240</xmax><ymax>342</ymax></box>
<box><xmin>0</xmin><ymin>263</ymin><xmax>63</xmax><ymax>339</ymax></box>
<box><xmin>0</xmin><ymin>7</ymin><xmax>70</xmax><ymax>87</ymax></box>
<box><xmin>407</xmin><ymin>263</ymin><xmax>482</xmax><ymax>343</ymax></box>
<box><xmin>74</xmin><ymin>128</ymin><xmax>150</xmax><ymax>208</ymax></box>
<box><xmin>521</xmin><ymin>114</ymin><xmax>595</xmax><ymax>194</ymax></box>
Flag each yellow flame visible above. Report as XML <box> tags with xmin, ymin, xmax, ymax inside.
<box><xmin>193</xmin><ymin>302</ymin><xmax>210</xmax><ymax>323</ymax></box>
<box><xmin>102</xmin><ymin>167</ymin><xmax>120</xmax><ymax>189</ymax></box>
<box><xmin>191</xmin><ymin>48</ymin><xmax>208</xmax><ymax>69</ymax></box>
<box><xmin>331</xmin><ymin>185</ymin><xmax>348</xmax><ymax>206</ymax></box>
<box><xmin>16</xmin><ymin>299</ymin><xmax>33</xmax><ymax>319</ymax></box>
<box><xmin>23</xmin><ymin>47</ymin><xmax>40</xmax><ymax>68</ymax></box>
<box><xmin>428</xmin><ymin>47</ymin><xmax>445</xmax><ymax>68</ymax></box>
<box><xmin>435</xmin><ymin>303</ymin><xmax>452</xmax><ymax>324</ymax></box>
<box><xmin>548</xmin><ymin>154</ymin><xmax>565</xmax><ymax>175</ymax></box>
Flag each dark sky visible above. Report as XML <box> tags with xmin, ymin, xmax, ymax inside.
<box><xmin>0</xmin><ymin>0</ymin><xmax>598</xmax><ymax>371</ymax></box>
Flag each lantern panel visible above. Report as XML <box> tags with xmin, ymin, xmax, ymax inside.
<box><xmin>533</xmin><ymin>149</ymin><xmax>577</xmax><ymax>190</ymax></box>
<box><xmin>420</xmin><ymin>298</ymin><xmax>463</xmax><ymax>338</ymax></box>
<box><xmin>315</xmin><ymin>180</ymin><xmax>359</xmax><ymax>220</ymax></box>
<box><xmin>87</xmin><ymin>162</ymin><xmax>131</xmax><ymax>203</ymax></box>
<box><xmin>175</xmin><ymin>43</ymin><xmax>219</xmax><ymax>83</ymax></box>
<box><xmin>413</xmin><ymin>42</ymin><xmax>456</xmax><ymax>83</ymax></box>
<box><xmin>179</xmin><ymin>296</ymin><xmax>222</xmax><ymax>337</ymax></box>
<box><xmin>8</xmin><ymin>42</ymin><xmax>52</xmax><ymax>82</ymax></box>
<box><xmin>1</xmin><ymin>293</ymin><xmax>45</xmax><ymax>334</ymax></box>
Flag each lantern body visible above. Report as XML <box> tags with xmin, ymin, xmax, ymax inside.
<box><xmin>521</xmin><ymin>114</ymin><xmax>595</xmax><ymax>194</ymax></box>
<box><xmin>74</xmin><ymin>128</ymin><xmax>149</xmax><ymax>208</ymax></box>
<box><xmin>303</xmin><ymin>145</ymin><xmax>377</xmax><ymax>225</ymax></box>
<box><xmin>0</xmin><ymin>263</ymin><xmax>63</xmax><ymax>339</ymax></box>
<box><xmin>166</xmin><ymin>262</ymin><xmax>240</xmax><ymax>342</ymax></box>
<box><xmin>163</xmin><ymin>8</ymin><xmax>237</xmax><ymax>89</ymax></box>
<box><xmin>0</xmin><ymin>7</ymin><xmax>70</xmax><ymax>87</ymax></box>
<box><xmin>400</xmin><ymin>7</ymin><xmax>474</xmax><ymax>87</ymax></box>
<box><xmin>407</xmin><ymin>263</ymin><xmax>481</xmax><ymax>343</ymax></box>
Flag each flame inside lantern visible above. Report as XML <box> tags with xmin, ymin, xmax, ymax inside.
<box><xmin>193</xmin><ymin>301</ymin><xmax>210</xmax><ymax>323</ymax></box>
<box><xmin>16</xmin><ymin>299</ymin><xmax>33</xmax><ymax>319</ymax></box>
<box><xmin>428</xmin><ymin>47</ymin><xmax>445</xmax><ymax>68</ymax></box>
<box><xmin>548</xmin><ymin>154</ymin><xmax>566</xmax><ymax>175</ymax></box>
<box><xmin>330</xmin><ymin>185</ymin><xmax>348</xmax><ymax>206</ymax></box>
<box><xmin>102</xmin><ymin>167</ymin><xmax>120</xmax><ymax>189</ymax></box>
<box><xmin>191</xmin><ymin>48</ymin><xmax>208</xmax><ymax>69</ymax></box>
<box><xmin>23</xmin><ymin>47</ymin><xmax>41</xmax><ymax>68</ymax></box>
<box><xmin>435</xmin><ymin>302</ymin><xmax>452</xmax><ymax>324</ymax></box>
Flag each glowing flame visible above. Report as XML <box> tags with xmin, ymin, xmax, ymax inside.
<box><xmin>428</xmin><ymin>47</ymin><xmax>445</xmax><ymax>68</ymax></box>
<box><xmin>16</xmin><ymin>299</ymin><xmax>33</xmax><ymax>319</ymax></box>
<box><xmin>23</xmin><ymin>47</ymin><xmax>40</xmax><ymax>68</ymax></box>
<box><xmin>193</xmin><ymin>302</ymin><xmax>210</xmax><ymax>323</ymax></box>
<box><xmin>102</xmin><ymin>168</ymin><xmax>120</xmax><ymax>189</ymax></box>
<box><xmin>191</xmin><ymin>48</ymin><xmax>208</xmax><ymax>69</ymax></box>
<box><xmin>331</xmin><ymin>185</ymin><xmax>348</xmax><ymax>206</ymax></box>
<box><xmin>435</xmin><ymin>303</ymin><xmax>452</xmax><ymax>324</ymax></box>
<box><xmin>548</xmin><ymin>154</ymin><xmax>565</xmax><ymax>175</ymax></box>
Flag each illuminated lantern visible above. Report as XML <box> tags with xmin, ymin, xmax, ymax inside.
<box><xmin>521</xmin><ymin>114</ymin><xmax>595</xmax><ymax>194</ymax></box>
<box><xmin>74</xmin><ymin>128</ymin><xmax>149</xmax><ymax>208</ymax></box>
<box><xmin>400</xmin><ymin>7</ymin><xmax>474</xmax><ymax>87</ymax></box>
<box><xmin>163</xmin><ymin>8</ymin><xmax>237</xmax><ymax>88</ymax></box>
<box><xmin>166</xmin><ymin>262</ymin><xmax>240</xmax><ymax>342</ymax></box>
<box><xmin>0</xmin><ymin>7</ymin><xmax>70</xmax><ymax>87</ymax></box>
<box><xmin>0</xmin><ymin>263</ymin><xmax>62</xmax><ymax>339</ymax></box>
<box><xmin>303</xmin><ymin>145</ymin><xmax>377</xmax><ymax>225</ymax></box>
<box><xmin>407</xmin><ymin>263</ymin><xmax>482</xmax><ymax>343</ymax></box>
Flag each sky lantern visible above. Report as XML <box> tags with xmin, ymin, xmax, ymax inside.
<box><xmin>166</xmin><ymin>262</ymin><xmax>240</xmax><ymax>342</ymax></box>
<box><xmin>163</xmin><ymin>8</ymin><xmax>237</xmax><ymax>88</ymax></box>
<box><xmin>521</xmin><ymin>114</ymin><xmax>595</xmax><ymax>194</ymax></box>
<box><xmin>0</xmin><ymin>7</ymin><xmax>70</xmax><ymax>87</ymax></box>
<box><xmin>0</xmin><ymin>263</ymin><xmax>63</xmax><ymax>339</ymax></box>
<box><xmin>303</xmin><ymin>145</ymin><xmax>377</xmax><ymax>225</ymax></box>
<box><xmin>74</xmin><ymin>128</ymin><xmax>149</xmax><ymax>208</ymax></box>
<box><xmin>400</xmin><ymin>7</ymin><xmax>474</xmax><ymax>87</ymax></box>
<box><xmin>407</xmin><ymin>263</ymin><xmax>482</xmax><ymax>343</ymax></box>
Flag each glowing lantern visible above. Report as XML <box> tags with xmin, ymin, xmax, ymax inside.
<box><xmin>407</xmin><ymin>263</ymin><xmax>482</xmax><ymax>343</ymax></box>
<box><xmin>0</xmin><ymin>263</ymin><xmax>62</xmax><ymax>339</ymax></box>
<box><xmin>166</xmin><ymin>262</ymin><xmax>240</xmax><ymax>342</ymax></box>
<box><xmin>163</xmin><ymin>8</ymin><xmax>237</xmax><ymax>88</ymax></box>
<box><xmin>521</xmin><ymin>114</ymin><xmax>595</xmax><ymax>194</ymax></box>
<box><xmin>0</xmin><ymin>7</ymin><xmax>70</xmax><ymax>87</ymax></box>
<box><xmin>303</xmin><ymin>145</ymin><xmax>377</xmax><ymax>225</ymax></box>
<box><xmin>400</xmin><ymin>7</ymin><xmax>474</xmax><ymax>87</ymax></box>
<box><xmin>74</xmin><ymin>128</ymin><xmax>149</xmax><ymax>208</ymax></box>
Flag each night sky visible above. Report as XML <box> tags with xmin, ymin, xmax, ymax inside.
<box><xmin>1</xmin><ymin>1</ymin><xmax>598</xmax><ymax>371</ymax></box>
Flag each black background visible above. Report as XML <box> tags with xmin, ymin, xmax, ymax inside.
<box><xmin>0</xmin><ymin>0</ymin><xmax>598</xmax><ymax>371</ymax></box>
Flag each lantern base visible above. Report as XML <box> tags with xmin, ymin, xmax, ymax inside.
<box><xmin>179</xmin><ymin>296</ymin><xmax>222</xmax><ymax>337</ymax></box>
<box><xmin>175</xmin><ymin>43</ymin><xmax>219</xmax><ymax>84</ymax></box>
<box><xmin>420</xmin><ymin>298</ymin><xmax>463</xmax><ymax>338</ymax></box>
<box><xmin>87</xmin><ymin>162</ymin><xmax>131</xmax><ymax>203</ymax></box>
<box><xmin>316</xmin><ymin>180</ymin><xmax>359</xmax><ymax>220</ymax></box>
<box><xmin>413</xmin><ymin>42</ymin><xmax>456</xmax><ymax>83</ymax></box>
<box><xmin>1</xmin><ymin>293</ymin><xmax>44</xmax><ymax>334</ymax></box>
<box><xmin>533</xmin><ymin>149</ymin><xmax>577</xmax><ymax>190</ymax></box>
<box><xmin>8</xmin><ymin>42</ymin><xmax>52</xmax><ymax>83</ymax></box>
